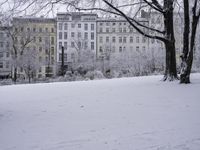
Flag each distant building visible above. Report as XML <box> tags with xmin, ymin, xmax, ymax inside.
<box><xmin>0</xmin><ymin>26</ymin><xmax>12</xmax><ymax>79</ymax></box>
<box><xmin>96</xmin><ymin>17</ymin><xmax>149</xmax><ymax>59</ymax></box>
<box><xmin>56</xmin><ymin>12</ymin><xmax>97</xmax><ymax>71</ymax></box>
<box><xmin>12</xmin><ymin>17</ymin><xmax>57</xmax><ymax>79</ymax></box>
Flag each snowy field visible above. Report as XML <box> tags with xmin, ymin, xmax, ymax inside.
<box><xmin>0</xmin><ymin>74</ymin><xmax>200</xmax><ymax>150</ymax></box>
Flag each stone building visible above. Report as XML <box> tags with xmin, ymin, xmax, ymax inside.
<box><xmin>12</xmin><ymin>17</ymin><xmax>57</xmax><ymax>79</ymax></box>
<box><xmin>56</xmin><ymin>12</ymin><xmax>97</xmax><ymax>71</ymax></box>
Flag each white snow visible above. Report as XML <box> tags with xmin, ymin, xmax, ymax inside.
<box><xmin>0</xmin><ymin>74</ymin><xmax>200</xmax><ymax>150</ymax></box>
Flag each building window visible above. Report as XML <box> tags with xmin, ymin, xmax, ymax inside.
<box><xmin>99</xmin><ymin>37</ymin><xmax>103</xmax><ymax>43</ymax></box>
<box><xmin>6</xmin><ymin>62</ymin><xmax>9</xmax><ymax>68</ymax></box>
<box><xmin>78</xmin><ymin>24</ymin><xmax>81</xmax><ymax>28</ymax></box>
<box><xmin>71</xmin><ymin>32</ymin><xmax>75</xmax><ymax>38</ymax></box>
<box><xmin>51</xmin><ymin>57</ymin><xmax>54</xmax><ymax>65</ymax></box>
<box><xmin>59</xmin><ymin>53</ymin><xmax>67</xmax><ymax>61</ymax></box>
<box><xmin>84</xmin><ymin>32</ymin><xmax>88</xmax><ymax>40</ymax></box>
<box><xmin>106</xmin><ymin>37</ymin><xmax>109</xmax><ymax>43</ymax></box>
<box><xmin>0</xmin><ymin>42</ymin><xmax>3</xmax><ymax>48</ymax></box>
<box><xmin>112</xmin><ymin>28</ymin><xmax>115</xmax><ymax>32</ymax></box>
<box><xmin>64</xmin><ymin>42</ymin><xmax>67</xmax><ymax>49</ymax></box>
<box><xmin>78</xmin><ymin>32</ymin><xmax>81</xmax><ymax>38</ymax></box>
<box><xmin>123</xmin><ymin>37</ymin><xmax>126</xmax><ymax>43</ymax></box>
<box><xmin>0</xmin><ymin>33</ymin><xmax>4</xmax><ymax>38</ymax></box>
<box><xmin>39</xmin><ymin>57</ymin><xmax>42</xmax><ymax>62</ymax></box>
<box><xmin>100</xmin><ymin>23</ymin><xmax>103</xmax><ymax>26</ymax></box>
<box><xmin>142</xmin><ymin>36</ymin><xmax>146</xmax><ymax>43</ymax></box>
<box><xmin>59</xmin><ymin>23</ymin><xmax>63</xmax><ymax>30</ymax></box>
<box><xmin>51</xmin><ymin>37</ymin><xmax>54</xmax><ymax>45</ymax></box>
<box><xmin>106</xmin><ymin>22</ymin><xmax>110</xmax><ymax>26</ymax></box>
<box><xmin>142</xmin><ymin>46</ymin><xmax>146</xmax><ymax>51</ymax></box>
<box><xmin>59</xmin><ymin>32</ymin><xmax>62</xmax><ymax>39</ymax></box>
<box><xmin>112</xmin><ymin>22</ymin><xmax>116</xmax><ymax>26</ymax></box>
<box><xmin>91</xmin><ymin>24</ymin><xmax>95</xmax><ymax>30</ymax></box>
<box><xmin>106</xmin><ymin>28</ymin><xmax>109</xmax><ymax>33</ymax></box>
<box><xmin>51</xmin><ymin>47</ymin><xmax>54</xmax><ymax>55</ymax></box>
<box><xmin>123</xmin><ymin>46</ymin><xmax>126</xmax><ymax>51</ymax></box>
<box><xmin>123</xmin><ymin>28</ymin><xmax>126</xmax><ymax>33</ymax></box>
<box><xmin>51</xmin><ymin>28</ymin><xmax>54</xmax><ymax>33</ymax></box>
<box><xmin>39</xmin><ymin>28</ymin><xmax>42</xmax><ymax>32</ymax></box>
<box><xmin>91</xmin><ymin>42</ymin><xmax>94</xmax><ymax>50</ymax></box>
<box><xmin>112</xmin><ymin>46</ymin><xmax>115</xmax><ymax>52</ymax></box>
<box><xmin>119</xmin><ymin>28</ymin><xmax>122</xmax><ymax>32</ymax></box>
<box><xmin>119</xmin><ymin>37</ymin><xmax>122</xmax><ymax>43</ymax></box>
<box><xmin>78</xmin><ymin>42</ymin><xmax>81</xmax><ymax>49</ymax></box>
<box><xmin>99</xmin><ymin>28</ymin><xmax>103</xmax><ymax>32</ymax></box>
<box><xmin>136</xmin><ymin>36</ymin><xmax>140</xmax><ymax>43</ymax></box>
<box><xmin>71</xmin><ymin>53</ymin><xmax>75</xmax><ymax>61</ymax></box>
<box><xmin>64</xmin><ymin>32</ymin><xmax>68</xmax><ymax>39</ymax></box>
<box><xmin>130</xmin><ymin>36</ymin><xmax>133</xmax><ymax>43</ymax></box>
<box><xmin>39</xmin><ymin>47</ymin><xmax>42</xmax><ymax>52</ymax></box>
<box><xmin>45</xmin><ymin>27</ymin><xmax>48</xmax><ymax>32</ymax></box>
<box><xmin>71</xmin><ymin>23</ymin><xmax>75</xmax><ymax>28</ymax></box>
<box><xmin>27</xmin><ymin>28</ymin><xmax>30</xmax><ymax>32</ymax></box>
<box><xmin>91</xmin><ymin>32</ymin><xmax>94</xmax><ymax>40</ymax></box>
<box><xmin>136</xmin><ymin>46</ymin><xmax>139</xmax><ymax>51</ymax></box>
<box><xmin>6</xmin><ymin>52</ymin><xmax>9</xmax><ymax>57</ymax></box>
<box><xmin>64</xmin><ymin>23</ymin><xmax>68</xmax><ymax>30</ymax></box>
<box><xmin>39</xmin><ymin>37</ymin><xmax>42</xmax><ymax>42</ymax></box>
<box><xmin>84</xmin><ymin>23</ymin><xmax>88</xmax><ymax>30</ymax></box>
<box><xmin>130</xmin><ymin>28</ymin><xmax>133</xmax><ymax>33</ymax></box>
<box><xmin>84</xmin><ymin>42</ymin><xmax>88</xmax><ymax>49</ymax></box>
<box><xmin>59</xmin><ymin>42</ymin><xmax>62</xmax><ymax>50</ymax></box>
<box><xmin>112</xmin><ymin>37</ymin><xmax>116</xmax><ymax>43</ymax></box>
<box><xmin>0</xmin><ymin>52</ymin><xmax>3</xmax><ymax>58</ymax></box>
<box><xmin>119</xmin><ymin>46</ymin><xmax>122</xmax><ymax>52</ymax></box>
<box><xmin>71</xmin><ymin>42</ymin><xmax>75</xmax><ymax>47</ymax></box>
<box><xmin>0</xmin><ymin>62</ymin><xmax>3</xmax><ymax>68</ymax></box>
<box><xmin>99</xmin><ymin>46</ymin><xmax>103</xmax><ymax>52</ymax></box>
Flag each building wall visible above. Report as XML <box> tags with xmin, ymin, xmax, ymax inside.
<box><xmin>96</xmin><ymin>18</ymin><xmax>149</xmax><ymax>59</ymax></box>
<box><xmin>56</xmin><ymin>12</ymin><xmax>97</xmax><ymax>71</ymax></box>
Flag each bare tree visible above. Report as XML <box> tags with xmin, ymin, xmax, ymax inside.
<box><xmin>8</xmin><ymin>19</ymin><xmax>33</xmax><ymax>83</ymax></box>
<box><xmin>19</xmin><ymin>47</ymin><xmax>40</xmax><ymax>83</ymax></box>
<box><xmin>180</xmin><ymin>0</ymin><xmax>200</xmax><ymax>83</ymax></box>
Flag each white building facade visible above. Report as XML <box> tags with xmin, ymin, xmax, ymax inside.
<box><xmin>96</xmin><ymin>18</ymin><xmax>149</xmax><ymax>60</ymax></box>
<box><xmin>56</xmin><ymin>12</ymin><xmax>97</xmax><ymax>71</ymax></box>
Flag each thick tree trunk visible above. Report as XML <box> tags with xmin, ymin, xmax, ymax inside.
<box><xmin>180</xmin><ymin>0</ymin><xmax>200</xmax><ymax>83</ymax></box>
<box><xmin>163</xmin><ymin>0</ymin><xmax>178</xmax><ymax>81</ymax></box>
<box><xmin>163</xmin><ymin>40</ymin><xmax>178</xmax><ymax>81</ymax></box>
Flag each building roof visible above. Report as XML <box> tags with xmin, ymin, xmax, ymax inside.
<box><xmin>13</xmin><ymin>17</ymin><xmax>56</xmax><ymax>23</ymax></box>
<box><xmin>57</xmin><ymin>12</ymin><xmax>97</xmax><ymax>16</ymax></box>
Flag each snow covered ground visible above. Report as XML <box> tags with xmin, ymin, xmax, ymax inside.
<box><xmin>0</xmin><ymin>74</ymin><xmax>200</xmax><ymax>150</ymax></box>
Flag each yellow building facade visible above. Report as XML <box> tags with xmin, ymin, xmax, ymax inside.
<box><xmin>12</xmin><ymin>17</ymin><xmax>57</xmax><ymax>79</ymax></box>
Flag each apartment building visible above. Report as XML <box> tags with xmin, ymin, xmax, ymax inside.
<box><xmin>97</xmin><ymin>17</ymin><xmax>149</xmax><ymax>60</ymax></box>
<box><xmin>0</xmin><ymin>26</ymin><xmax>12</xmax><ymax>79</ymax></box>
<box><xmin>56</xmin><ymin>12</ymin><xmax>97</xmax><ymax>70</ymax></box>
<box><xmin>12</xmin><ymin>17</ymin><xmax>57</xmax><ymax>79</ymax></box>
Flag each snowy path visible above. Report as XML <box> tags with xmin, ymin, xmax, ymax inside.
<box><xmin>0</xmin><ymin>74</ymin><xmax>200</xmax><ymax>150</ymax></box>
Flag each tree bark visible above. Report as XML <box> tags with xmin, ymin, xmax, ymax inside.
<box><xmin>180</xmin><ymin>0</ymin><xmax>200</xmax><ymax>83</ymax></box>
<box><xmin>163</xmin><ymin>0</ymin><xmax>178</xmax><ymax>81</ymax></box>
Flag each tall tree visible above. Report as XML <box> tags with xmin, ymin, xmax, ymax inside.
<box><xmin>180</xmin><ymin>0</ymin><xmax>200</xmax><ymax>83</ymax></box>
